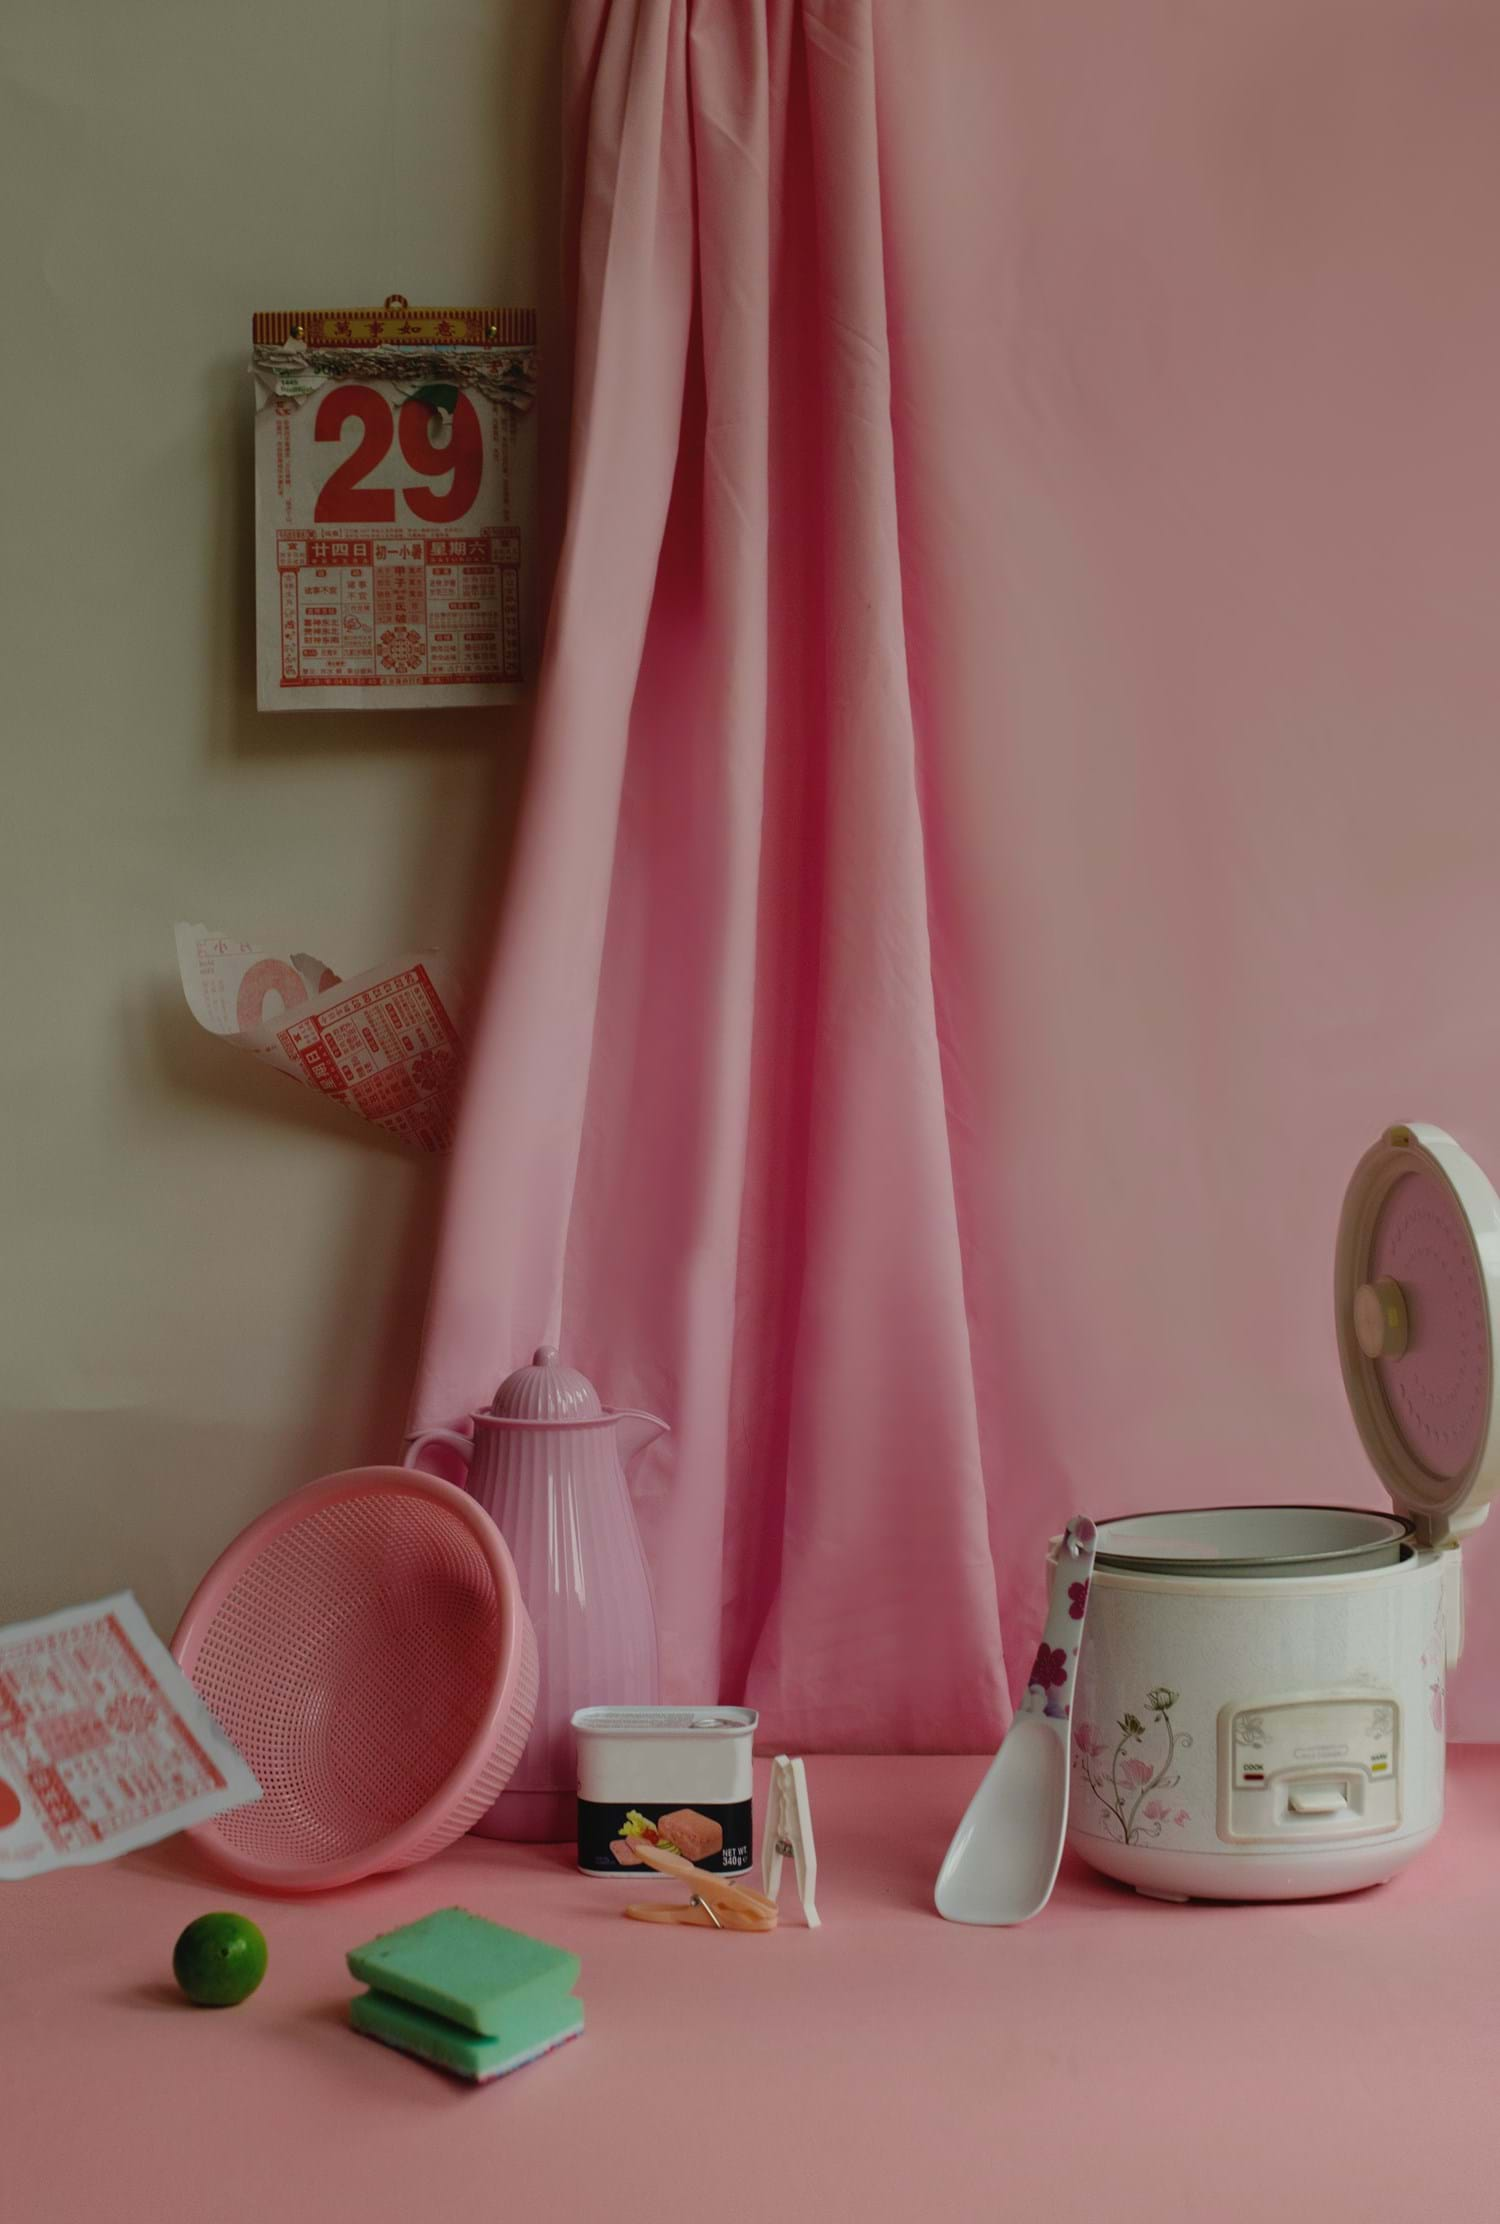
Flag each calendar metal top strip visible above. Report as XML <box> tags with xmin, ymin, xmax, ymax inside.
<box><xmin>252</xmin><ymin>304</ymin><xmax>536</xmax><ymax>349</ymax></box>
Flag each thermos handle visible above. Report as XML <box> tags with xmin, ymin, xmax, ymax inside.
<box><xmin>402</xmin><ymin>1428</ymin><xmax>474</xmax><ymax>1476</ymax></box>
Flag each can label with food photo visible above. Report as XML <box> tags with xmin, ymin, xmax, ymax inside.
<box><xmin>577</xmin><ymin>1799</ymin><xmax>754</xmax><ymax>1876</ymax></box>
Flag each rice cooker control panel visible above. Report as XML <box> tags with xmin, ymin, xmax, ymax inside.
<box><xmin>1216</xmin><ymin>1695</ymin><xmax>1402</xmax><ymax>1843</ymax></box>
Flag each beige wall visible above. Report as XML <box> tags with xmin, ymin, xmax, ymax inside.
<box><xmin>0</xmin><ymin>1</ymin><xmax>563</xmax><ymax>1632</ymax></box>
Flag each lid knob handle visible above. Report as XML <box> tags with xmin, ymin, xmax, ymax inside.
<box><xmin>488</xmin><ymin>1345</ymin><xmax>603</xmax><ymax>1418</ymax></box>
<box><xmin>1354</xmin><ymin>1277</ymin><xmax>1409</xmax><ymax>1361</ymax></box>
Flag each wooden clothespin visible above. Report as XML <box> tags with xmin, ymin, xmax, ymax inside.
<box><xmin>762</xmin><ymin>1756</ymin><xmax>819</xmax><ymax>1928</ymax></box>
<box><xmin>622</xmin><ymin>1838</ymin><xmax>777</xmax><ymax>1931</ymax></box>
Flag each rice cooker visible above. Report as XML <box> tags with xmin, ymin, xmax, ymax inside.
<box><xmin>1064</xmin><ymin>1122</ymin><xmax>1500</xmax><ymax>1902</ymax></box>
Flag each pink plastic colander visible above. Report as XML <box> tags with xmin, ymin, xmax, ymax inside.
<box><xmin>171</xmin><ymin>1466</ymin><xmax>537</xmax><ymax>1892</ymax></box>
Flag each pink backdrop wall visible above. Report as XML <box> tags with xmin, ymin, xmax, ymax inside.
<box><xmin>876</xmin><ymin>0</ymin><xmax>1500</xmax><ymax>1736</ymax></box>
<box><xmin>415</xmin><ymin>0</ymin><xmax>1500</xmax><ymax>1742</ymax></box>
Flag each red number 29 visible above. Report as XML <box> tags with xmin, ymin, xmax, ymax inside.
<box><xmin>313</xmin><ymin>388</ymin><xmax>484</xmax><ymax>525</ymax></box>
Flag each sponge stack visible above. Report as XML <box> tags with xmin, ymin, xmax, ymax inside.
<box><xmin>347</xmin><ymin>1908</ymin><xmax>583</xmax><ymax>2083</ymax></box>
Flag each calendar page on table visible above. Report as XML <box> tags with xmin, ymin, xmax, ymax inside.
<box><xmin>0</xmin><ymin>1594</ymin><xmax>259</xmax><ymax>1877</ymax></box>
<box><xmin>252</xmin><ymin>298</ymin><xmax>537</xmax><ymax>712</ymax></box>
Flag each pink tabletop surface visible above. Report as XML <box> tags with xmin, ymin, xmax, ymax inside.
<box><xmin>5</xmin><ymin>1752</ymin><xmax>1496</xmax><ymax>2223</ymax></box>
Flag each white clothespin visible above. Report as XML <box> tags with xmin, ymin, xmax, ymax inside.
<box><xmin>761</xmin><ymin>1755</ymin><xmax>820</xmax><ymax>1928</ymax></box>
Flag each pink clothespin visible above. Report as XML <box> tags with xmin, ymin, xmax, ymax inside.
<box><xmin>622</xmin><ymin>1838</ymin><xmax>778</xmax><ymax>1931</ymax></box>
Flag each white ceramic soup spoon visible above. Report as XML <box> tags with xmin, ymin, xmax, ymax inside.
<box><xmin>935</xmin><ymin>1515</ymin><xmax>1097</xmax><ymax>1925</ymax></box>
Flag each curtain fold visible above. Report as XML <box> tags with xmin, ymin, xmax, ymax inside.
<box><xmin>410</xmin><ymin>0</ymin><xmax>1008</xmax><ymax>1751</ymax></box>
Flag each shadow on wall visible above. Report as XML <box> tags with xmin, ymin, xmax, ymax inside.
<box><xmin>85</xmin><ymin>970</ymin><xmax>476</xmax><ymax>1636</ymax></box>
<box><xmin>0</xmin><ymin>1118</ymin><xmax>455</xmax><ymax>1637</ymax></box>
<box><xmin>128</xmin><ymin>974</ymin><xmax>414</xmax><ymax>1159</ymax></box>
<box><xmin>2</xmin><ymin>1410</ymin><xmax>350</xmax><ymax>1638</ymax></box>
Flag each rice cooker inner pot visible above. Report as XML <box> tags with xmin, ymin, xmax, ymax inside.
<box><xmin>1092</xmin><ymin>1504</ymin><xmax>1413</xmax><ymax>1580</ymax></box>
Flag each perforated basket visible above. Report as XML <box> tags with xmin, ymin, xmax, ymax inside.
<box><xmin>172</xmin><ymin>1466</ymin><xmax>537</xmax><ymax>1891</ymax></box>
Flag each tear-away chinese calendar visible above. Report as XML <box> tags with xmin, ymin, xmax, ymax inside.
<box><xmin>252</xmin><ymin>297</ymin><xmax>537</xmax><ymax>712</ymax></box>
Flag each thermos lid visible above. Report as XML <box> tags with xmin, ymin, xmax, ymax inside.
<box><xmin>487</xmin><ymin>1346</ymin><xmax>604</xmax><ymax>1421</ymax></box>
<box><xmin>1335</xmin><ymin>1123</ymin><xmax>1500</xmax><ymax>1541</ymax></box>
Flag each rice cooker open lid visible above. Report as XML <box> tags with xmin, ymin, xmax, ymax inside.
<box><xmin>1336</xmin><ymin>1122</ymin><xmax>1500</xmax><ymax>1541</ymax></box>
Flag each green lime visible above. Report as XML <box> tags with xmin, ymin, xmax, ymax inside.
<box><xmin>172</xmin><ymin>1912</ymin><xmax>268</xmax><ymax>2008</ymax></box>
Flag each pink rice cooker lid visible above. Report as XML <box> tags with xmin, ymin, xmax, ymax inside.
<box><xmin>1335</xmin><ymin>1123</ymin><xmax>1500</xmax><ymax>1538</ymax></box>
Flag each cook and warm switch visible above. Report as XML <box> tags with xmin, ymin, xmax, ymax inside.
<box><xmin>1287</xmin><ymin>1782</ymin><xmax>1348</xmax><ymax>1817</ymax></box>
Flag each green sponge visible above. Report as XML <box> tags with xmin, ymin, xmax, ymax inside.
<box><xmin>350</xmin><ymin>1988</ymin><xmax>583</xmax><ymax>2084</ymax></box>
<box><xmin>347</xmin><ymin>1908</ymin><xmax>579</xmax><ymax>2037</ymax></box>
<box><xmin>346</xmin><ymin>1908</ymin><xmax>583</xmax><ymax>2085</ymax></box>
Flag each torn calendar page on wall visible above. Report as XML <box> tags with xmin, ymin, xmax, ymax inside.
<box><xmin>252</xmin><ymin>296</ymin><xmax>537</xmax><ymax>711</ymax></box>
<box><xmin>0</xmin><ymin>1593</ymin><xmax>259</xmax><ymax>1877</ymax></box>
<box><xmin>176</xmin><ymin>923</ymin><xmax>465</xmax><ymax>1152</ymax></box>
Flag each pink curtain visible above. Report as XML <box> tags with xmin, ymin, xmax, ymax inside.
<box><xmin>413</xmin><ymin>0</ymin><xmax>1500</xmax><ymax>1745</ymax></box>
